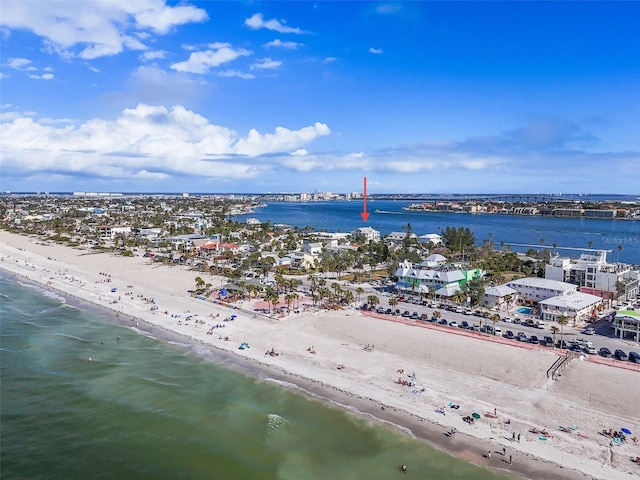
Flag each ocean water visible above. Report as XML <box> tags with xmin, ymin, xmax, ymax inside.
<box><xmin>238</xmin><ymin>200</ymin><xmax>640</xmax><ymax>263</ymax></box>
<box><xmin>0</xmin><ymin>276</ymin><xmax>513</xmax><ymax>480</ymax></box>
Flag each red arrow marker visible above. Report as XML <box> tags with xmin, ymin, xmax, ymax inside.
<box><xmin>360</xmin><ymin>176</ymin><xmax>370</xmax><ymax>222</ymax></box>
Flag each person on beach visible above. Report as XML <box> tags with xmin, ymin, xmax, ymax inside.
<box><xmin>517</xmin><ymin>433</ymin><xmax>521</xmax><ymax>442</ymax></box>
<box><xmin>401</xmin><ymin>464</ymin><xmax>407</xmax><ymax>473</ymax></box>
<box><xmin>502</xmin><ymin>447</ymin><xmax>506</xmax><ymax>456</ymax></box>
<box><xmin>487</xmin><ymin>451</ymin><xmax>491</xmax><ymax>459</ymax></box>
<box><xmin>509</xmin><ymin>455</ymin><xmax>512</xmax><ymax>464</ymax></box>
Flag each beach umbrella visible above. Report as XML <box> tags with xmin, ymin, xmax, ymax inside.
<box><xmin>472</xmin><ymin>413</ymin><xmax>481</xmax><ymax>419</ymax></box>
<box><xmin>621</xmin><ymin>428</ymin><xmax>632</xmax><ymax>435</ymax></box>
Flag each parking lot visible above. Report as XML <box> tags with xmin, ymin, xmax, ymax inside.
<box><xmin>359</xmin><ymin>297</ymin><xmax>640</xmax><ymax>364</ymax></box>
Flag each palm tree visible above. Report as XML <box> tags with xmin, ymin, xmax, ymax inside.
<box><xmin>557</xmin><ymin>314</ymin><xmax>569</xmax><ymax>349</ymax></box>
<box><xmin>367</xmin><ymin>295</ymin><xmax>380</xmax><ymax>310</ymax></box>
<box><xmin>355</xmin><ymin>287</ymin><xmax>364</xmax><ymax>305</ymax></box>
<box><xmin>389</xmin><ymin>297</ymin><xmax>399</xmax><ymax>311</ymax></box>
<box><xmin>194</xmin><ymin>276</ymin><xmax>205</xmax><ymax>294</ymax></box>
<box><xmin>550</xmin><ymin>325</ymin><xmax>559</xmax><ymax>349</ymax></box>
<box><xmin>285</xmin><ymin>293</ymin><xmax>296</xmax><ymax>314</ymax></box>
<box><xmin>491</xmin><ymin>313</ymin><xmax>500</xmax><ymax>335</ymax></box>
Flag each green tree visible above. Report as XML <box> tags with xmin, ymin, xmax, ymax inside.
<box><xmin>440</xmin><ymin>226</ymin><xmax>476</xmax><ymax>255</ymax></box>
<box><xmin>557</xmin><ymin>315</ymin><xmax>569</xmax><ymax>349</ymax></box>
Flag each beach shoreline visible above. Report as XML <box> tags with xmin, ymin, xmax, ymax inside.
<box><xmin>1</xmin><ymin>231</ymin><xmax>638</xmax><ymax>480</ymax></box>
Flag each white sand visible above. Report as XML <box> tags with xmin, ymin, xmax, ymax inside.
<box><xmin>2</xmin><ymin>231</ymin><xmax>639</xmax><ymax>480</ymax></box>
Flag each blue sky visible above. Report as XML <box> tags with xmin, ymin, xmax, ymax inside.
<box><xmin>1</xmin><ymin>1</ymin><xmax>639</xmax><ymax>194</ymax></box>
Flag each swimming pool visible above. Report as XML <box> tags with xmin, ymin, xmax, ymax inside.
<box><xmin>516</xmin><ymin>307</ymin><xmax>532</xmax><ymax>315</ymax></box>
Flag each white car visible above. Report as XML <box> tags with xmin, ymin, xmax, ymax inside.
<box><xmin>585</xmin><ymin>346</ymin><xmax>597</xmax><ymax>354</ymax></box>
<box><xmin>584</xmin><ymin>327</ymin><xmax>596</xmax><ymax>335</ymax></box>
<box><xmin>449</xmin><ymin>321</ymin><xmax>459</xmax><ymax>328</ymax></box>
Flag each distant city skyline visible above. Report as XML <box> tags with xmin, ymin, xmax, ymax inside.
<box><xmin>1</xmin><ymin>1</ymin><xmax>639</xmax><ymax>194</ymax></box>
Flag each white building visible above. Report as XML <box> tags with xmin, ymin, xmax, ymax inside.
<box><xmin>545</xmin><ymin>251</ymin><xmax>638</xmax><ymax>303</ymax></box>
<box><xmin>506</xmin><ymin>277</ymin><xmax>578</xmax><ymax>303</ymax></box>
<box><xmin>539</xmin><ymin>291</ymin><xmax>603</xmax><ymax>324</ymax></box>
<box><xmin>482</xmin><ymin>285</ymin><xmax>518</xmax><ymax>309</ymax></box>
<box><xmin>351</xmin><ymin>226</ymin><xmax>380</xmax><ymax>243</ymax></box>
<box><xmin>97</xmin><ymin>224</ymin><xmax>132</xmax><ymax>240</ymax></box>
<box><xmin>611</xmin><ymin>310</ymin><xmax>640</xmax><ymax>341</ymax></box>
<box><xmin>418</xmin><ymin>233</ymin><xmax>443</xmax><ymax>246</ymax></box>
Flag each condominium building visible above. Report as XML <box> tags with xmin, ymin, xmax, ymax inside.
<box><xmin>505</xmin><ymin>277</ymin><xmax>578</xmax><ymax>302</ymax></box>
<box><xmin>545</xmin><ymin>251</ymin><xmax>639</xmax><ymax>303</ymax></box>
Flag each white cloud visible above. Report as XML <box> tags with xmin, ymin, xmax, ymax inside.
<box><xmin>244</xmin><ymin>13</ymin><xmax>306</xmax><ymax>34</ymax></box>
<box><xmin>369</xmin><ymin>47</ymin><xmax>383</xmax><ymax>54</ymax></box>
<box><xmin>140</xmin><ymin>49</ymin><xmax>168</xmax><ymax>62</ymax></box>
<box><xmin>324</xmin><ymin>57</ymin><xmax>337</xmax><ymax>63</ymax></box>
<box><xmin>7</xmin><ymin>57</ymin><xmax>31</xmax><ymax>69</ymax></box>
<box><xmin>250</xmin><ymin>58</ymin><xmax>282</xmax><ymax>70</ymax></box>
<box><xmin>0</xmin><ymin>104</ymin><xmax>331</xmax><ymax>180</ymax></box>
<box><xmin>171</xmin><ymin>44</ymin><xmax>252</xmax><ymax>74</ymax></box>
<box><xmin>263</xmin><ymin>39</ymin><xmax>302</xmax><ymax>49</ymax></box>
<box><xmin>28</xmin><ymin>73</ymin><xmax>54</xmax><ymax>80</ymax></box>
<box><xmin>217</xmin><ymin>70</ymin><xmax>255</xmax><ymax>79</ymax></box>
<box><xmin>0</xmin><ymin>0</ymin><xmax>208</xmax><ymax>59</ymax></box>
<box><xmin>0</xmin><ymin>73</ymin><xmax>8</xmax><ymax>79</ymax></box>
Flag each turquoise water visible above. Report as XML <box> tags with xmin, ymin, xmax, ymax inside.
<box><xmin>0</xmin><ymin>276</ymin><xmax>513</xmax><ymax>480</ymax></box>
<box><xmin>516</xmin><ymin>307</ymin><xmax>532</xmax><ymax>314</ymax></box>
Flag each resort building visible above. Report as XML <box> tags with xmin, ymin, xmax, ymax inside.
<box><xmin>538</xmin><ymin>291</ymin><xmax>603</xmax><ymax>324</ymax></box>
<box><xmin>506</xmin><ymin>277</ymin><xmax>578</xmax><ymax>303</ymax></box>
<box><xmin>394</xmin><ymin>260</ymin><xmax>483</xmax><ymax>298</ymax></box>
<box><xmin>350</xmin><ymin>226</ymin><xmax>381</xmax><ymax>243</ymax></box>
<box><xmin>611</xmin><ymin>310</ymin><xmax>640</xmax><ymax>341</ymax></box>
<box><xmin>545</xmin><ymin>251</ymin><xmax>639</xmax><ymax>303</ymax></box>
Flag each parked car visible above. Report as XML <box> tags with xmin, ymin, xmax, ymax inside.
<box><xmin>361</xmin><ymin>303</ymin><xmax>369</xmax><ymax>310</ymax></box>
<box><xmin>460</xmin><ymin>321</ymin><xmax>470</xmax><ymax>329</ymax></box>
<box><xmin>524</xmin><ymin>319</ymin><xmax>536</xmax><ymax>327</ymax></box>
<box><xmin>385</xmin><ymin>308</ymin><xmax>392</xmax><ymax>315</ymax></box>
<box><xmin>598</xmin><ymin>347</ymin><xmax>612</xmax><ymax>357</ymax></box>
<box><xmin>535</xmin><ymin>321</ymin><xmax>546</xmax><ymax>329</ymax></box>
<box><xmin>544</xmin><ymin>336</ymin><xmax>554</xmax><ymax>345</ymax></box>
<box><xmin>556</xmin><ymin>340</ymin><xmax>569</xmax><ymax>349</ymax></box>
<box><xmin>504</xmin><ymin>330</ymin><xmax>515</xmax><ymax>340</ymax></box>
<box><xmin>512</xmin><ymin>317</ymin><xmax>522</xmax><ymax>324</ymax></box>
<box><xmin>529</xmin><ymin>335</ymin><xmax>539</xmax><ymax>344</ymax></box>
<box><xmin>629</xmin><ymin>351</ymin><xmax>640</xmax><ymax>363</ymax></box>
<box><xmin>538</xmin><ymin>340</ymin><xmax>548</xmax><ymax>347</ymax></box>
<box><xmin>401</xmin><ymin>310</ymin><xmax>411</xmax><ymax>317</ymax></box>
<box><xmin>614</xmin><ymin>349</ymin><xmax>628</xmax><ymax>361</ymax></box>
<box><xmin>420</xmin><ymin>313</ymin><xmax>429</xmax><ymax>321</ymax></box>
<box><xmin>376</xmin><ymin>307</ymin><xmax>385</xmax><ymax>314</ymax></box>
<box><xmin>438</xmin><ymin>318</ymin><xmax>448</xmax><ymax>325</ymax></box>
<box><xmin>449</xmin><ymin>321</ymin><xmax>459</xmax><ymax>328</ymax></box>
<box><xmin>583</xmin><ymin>327</ymin><xmax>596</xmax><ymax>335</ymax></box>
<box><xmin>585</xmin><ymin>346</ymin><xmax>597</xmax><ymax>354</ymax></box>
<box><xmin>493</xmin><ymin>327</ymin><xmax>503</xmax><ymax>336</ymax></box>
<box><xmin>502</xmin><ymin>316</ymin><xmax>512</xmax><ymax>323</ymax></box>
<box><xmin>411</xmin><ymin>312</ymin><xmax>419</xmax><ymax>319</ymax></box>
<box><xmin>516</xmin><ymin>332</ymin><xmax>528</xmax><ymax>342</ymax></box>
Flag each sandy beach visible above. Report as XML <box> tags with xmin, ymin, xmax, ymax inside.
<box><xmin>1</xmin><ymin>231</ymin><xmax>639</xmax><ymax>480</ymax></box>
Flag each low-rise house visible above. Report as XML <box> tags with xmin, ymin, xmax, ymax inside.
<box><xmin>303</xmin><ymin>242</ymin><xmax>323</xmax><ymax>255</ymax></box>
<box><xmin>418</xmin><ymin>233</ymin><xmax>443</xmax><ymax>246</ymax></box>
<box><xmin>506</xmin><ymin>277</ymin><xmax>578</xmax><ymax>303</ymax></box>
<box><xmin>539</xmin><ymin>291</ymin><xmax>603</xmax><ymax>324</ymax></box>
<box><xmin>395</xmin><ymin>260</ymin><xmax>478</xmax><ymax>299</ymax></box>
<box><xmin>386</xmin><ymin>231</ymin><xmax>418</xmax><ymax>246</ymax></box>
<box><xmin>482</xmin><ymin>285</ymin><xmax>518</xmax><ymax>309</ymax></box>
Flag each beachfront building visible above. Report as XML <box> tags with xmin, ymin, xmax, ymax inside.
<box><xmin>350</xmin><ymin>226</ymin><xmax>380</xmax><ymax>243</ymax></box>
<box><xmin>545</xmin><ymin>251</ymin><xmax>639</xmax><ymax>303</ymax></box>
<box><xmin>482</xmin><ymin>285</ymin><xmax>518</xmax><ymax>309</ymax></box>
<box><xmin>506</xmin><ymin>277</ymin><xmax>578</xmax><ymax>303</ymax></box>
<box><xmin>611</xmin><ymin>310</ymin><xmax>640</xmax><ymax>341</ymax></box>
<box><xmin>538</xmin><ymin>291</ymin><xmax>602</xmax><ymax>324</ymax></box>
<box><xmin>418</xmin><ymin>254</ymin><xmax>447</xmax><ymax>268</ymax></box>
<box><xmin>394</xmin><ymin>260</ymin><xmax>482</xmax><ymax>299</ymax></box>
<box><xmin>303</xmin><ymin>242</ymin><xmax>323</xmax><ymax>255</ymax></box>
<box><xmin>97</xmin><ymin>224</ymin><xmax>132</xmax><ymax>240</ymax></box>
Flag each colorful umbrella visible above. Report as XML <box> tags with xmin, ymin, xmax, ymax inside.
<box><xmin>621</xmin><ymin>428</ymin><xmax>632</xmax><ymax>435</ymax></box>
<box><xmin>472</xmin><ymin>413</ymin><xmax>481</xmax><ymax>419</ymax></box>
